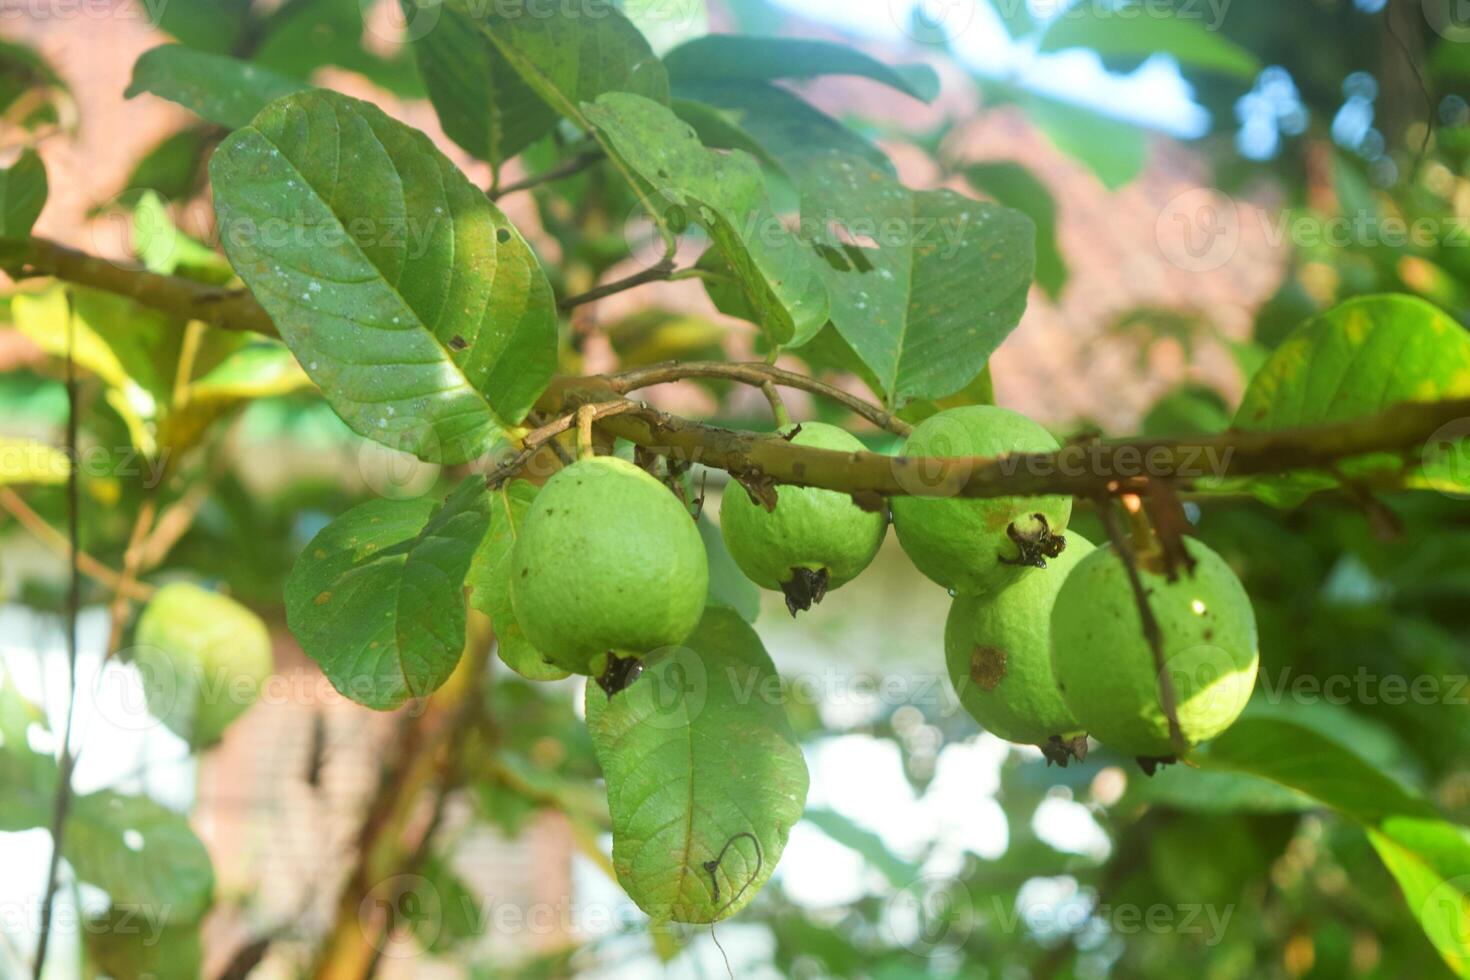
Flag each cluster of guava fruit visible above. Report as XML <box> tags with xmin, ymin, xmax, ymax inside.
<box><xmin>508</xmin><ymin>403</ymin><xmax>1259</xmax><ymax>768</ymax></box>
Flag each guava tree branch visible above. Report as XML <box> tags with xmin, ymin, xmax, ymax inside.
<box><xmin>12</xmin><ymin>240</ymin><xmax>1468</xmax><ymax>501</ymax></box>
<box><xmin>608</xmin><ymin>360</ymin><xmax>913</xmax><ymax>436</ymax></box>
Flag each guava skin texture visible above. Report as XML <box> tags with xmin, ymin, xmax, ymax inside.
<box><xmin>133</xmin><ymin>582</ymin><xmax>274</xmax><ymax>747</ymax></box>
<box><xmin>511</xmin><ymin>455</ymin><xmax>709</xmax><ymax>676</ymax></box>
<box><xmin>1049</xmin><ymin>537</ymin><xmax>1259</xmax><ymax>759</ymax></box>
<box><xmin>891</xmin><ymin>406</ymin><xmax>1072</xmax><ymax>595</ymax></box>
<box><xmin>720</xmin><ymin>422</ymin><xmax>888</xmax><ymax>613</ymax></box>
<box><xmin>945</xmin><ymin>532</ymin><xmax>1094</xmax><ymax>758</ymax></box>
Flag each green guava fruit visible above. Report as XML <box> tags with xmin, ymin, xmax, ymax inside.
<box><xmin>133</xmin><ymin>582</ymin><xmax>274</xmax><ymax>747</ymax></box>
<box><xmin>1049</xmin><ymin>537</ymin><xmax>1259</xmax><ymax>760</ymax></box>
<box><xmin>945</xmin><ymin>531</ymin><xmax>1094</xmax><ymax>765</ymax></box>
<box><xmin>511</xmin><ymin>455</ymin><xmax>708</xmax><ymax>677</ymax></box>
<box><xmin>720</xmin><ymin>422</ymin><xmax>888</xmax><ymax>615</ymax></box>
<box><xmin>891</xmin><ymin>405</ymin><xmax>1072</xmax><ymax>595</ymax></box>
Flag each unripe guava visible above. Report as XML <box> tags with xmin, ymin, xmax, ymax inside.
<box><xmin>945</xmin><ymin>532</ymin><xmax>1094</xmax><ymax>764</ymax></box>
<box><xmin>133</xmin><ymin>582</ymin><xmax>273</xmax><ymax>747</ymax></box>
<box><xmin>720</xmin><ymin>422</ymin><xmax>888</xmax><ymax>615</ymax></box>
<box><xmin>1050</xmin><ymin>538</ymin><xmax>1259</xmax><ymax>759</ymax></box>
<box><xmin>891</xmin><ymin>406</ymin><xmax>1071</xmax><ymax>595</ymax></box>
<box><xmin>511</xmin><ymin>455</ymin><xmax>708</xmax><ymax>676</ymax></box>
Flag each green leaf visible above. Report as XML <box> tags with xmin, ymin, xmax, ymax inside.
<box><xmin>0</xmin><ymin>148</ymin><xmax>45</xmax><ymax>240</ymax></box>
<box><xmin>673</xmin><ymin>81</ymin><xmax>893</xmax><ymax>176</ymax></box>
<box><xmin>153</xmin><ymin>0</ymin><xmax>252</xmax><ymax>54</ymax></box>
<box><xmin>1193</xmin><ymin>717</ymin><xmax>1470</xmax><ymax>977</ymax></box>
<box><xmin>399</xmin><ymin>0</ymin><xmax>556</xmax><ymax>169</ymax></box>
<box><xmin>802</xmin><ymin>155</ymin><xmax>1035</xmax><ymax>407</ymax></box>
<box><xmin>1039</xmin><ymin>4</ymin><xmax>1260</xmax><ymax>79</ymax></box>
<box><xmin>963</xmin><ymin>161</ymin><xmax>1065</xmax><ymax>299</ymax></box>
<box><xmin>212</xmin><ymin>89</ymin><xmax>558</xmax><ymax>464</ymax></box>
<box><xmin>0</xmin><ymin>669</ymin><xmax>56</xmax><ymax>832</ymax></box>
<box><xmin>84</xmin><ymin>907</ymin><xmax>203</xmax><ymax>980</ymax></box>
<box><xmin>285</xmin><ymin>477</ymin><xmax>490</xmax><ymax>709</ymax></box>
<box><xmin>586</xmin><ymin>608</ymin><xmax>808</xmax><ymax>923</ymax></box>
<box><xmin>125</xmin><ymin>45</ymin><xmax>309</xmax><ymax>130</ymax></box>
<box><xmin>665</xmin><ymin>35</ymin><xmax>939</xmax><ymax>102</ymax></box>
<box><xmin>117</xmin><ymin>127</ymin><xmax>211</xmax><ymax>202</ymax></box>
<box><xmin>452</xmin><ymin>0</ymin><xmax>669</xmax><ymax>131</ymax></box>
<box><xmin>252</xmin><ymin>0</ymin><xmax>422</xmax><ymax>97</ymax></box>
<box><xmin>0</xmin><ymin>38</ymin><xmax>67</xmax><ymax>132</ymax></box>
<box><xmin>983</xmin><ymin>80</ymin><xmax>1146</xmax><ymax>190</ymax></box>
<box><xmin>585</xmin><ymin>92</ymin><xmax>828</xmax><ymax>348</ymax></box>
<box><xmin>0</xmin><ymin>437</ymin><xmax>68</xmax><ymax>485</ymax></box>
<box><xmin>698</xmin><ymin>512</ymin><xmax>760</xmax><ymax>623</ymax></box>
<box><xmin>1233</xmin><ymin>294</ymin><xmax>1470</xmax><ymax>503</ymax></box>
<box><xmin>804</xmin><ymin>808</ymin><xmax>921</xmax><ymax>887</ymax></box>
<box><xmin>65</xmin><ymin>790</ymin><xmax>215</xmax><ymax>921</ymax></box>
<box><xmin>669</xmin><ymin>99</ymin><xmax>783</xmax><ymax>172</ymax></box>
<box><xmin>132</xmin><ymin>191</ymin><xmax>233</xmax><ymax>284</ymax></box>
<box><xmin>468</xmin><ymin>479</ymin><xmax>569</xmax><ymax>682</ymax></box>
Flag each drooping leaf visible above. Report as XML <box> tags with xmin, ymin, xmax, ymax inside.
<box><xmin>0</xmin><ymin>437</ymin><xmax>68</xmax><ymax>485</ymax></box>
<box><xmin>399</xmin><ymin>0</ymin><xmax>556</xmax><ymax>170</ymax></box>
<box><xmin>665</xmin><ymin>35</ymin><xmax>939</xmax><ymax>102</ymax></box>
<box><xmin>452</xmin><ymin>0</ymin><xmax>669</xmax><ymax>131</ymax></box>
<box><xmin>125</xmin><ymin>45</ymin><xmax>309</xmax><ymax>130</ymax></box>
<box><xmin>802</xmin><ymin>154</ymin><xmax>1035</xmax><ymax>407</ymax></box>
<box><xmin>467</xmin><ymin>479</ymin><xmax>569</xmax><ymax>682</ymax></box>
<box><xmin>212</xmin><ymin>89</ymin><xmax>558</xmax><ymax>464</ymax></box>
<box><xmin>698</xmin><ymin>512</ymin><xmax>760</xmax><ymax>623</ymax></box>
<box><xmin>673</xmin><ymin>81</ymin><xmax>893</xmax><ymax>176</ymax></box>
<box><xmin>585</xmin><ymin>92</ymin><xmax>828</xmax><ymax>348</ymax></box>
<box><xmin>1233</xmin><ymin>294</ymin><xmax>1470</xmax><ymax>503</ymax></box>
<box><xmin>1039</xmin><ymin>3</ymin><xmax>1260</xmax><ymax>79</ymax></box>
<box><xmin>0</xmin><ymin>148</ymin><xmax>45</xmax><ymax>239</ymax></box>
<box><xmin>586</xmin><ymin>608</ymin><xmax>808</xmax><ymax>923</ymax></box>
<box><xmin>963</xmin><ymin>161</ymin><xmax>1065</xmax><ymax>298</ymax></box>
<box><xmin>1193</xmin><ymin>716</ymin><xmax>1470</xmax><ymax>977</ymax></box>
<box><xmin>65</xmin><ymin>790</ymin><xmax>215</xmax><ymax>921</ymax></box>
<box><xmin>285</xmin><ymin>477</ymin><xmax>490</xmax><ymax>709</ymax></box>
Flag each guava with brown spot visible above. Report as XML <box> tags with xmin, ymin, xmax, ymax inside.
<box><xmin>945</xmin><ymin>532</ymin><xmax>1093</xmax><ymax>764</ymax></box>
<box><xmin>1050</xmin><ymin>537</ymin><xmax>1259</xmax><ymax>758</ymax></box>
<box><xmin>511</xmin><ymin>455</ymin><xmax>708</xmax><ymax>676</ymax></box>
<box><xmin>891</xmin><ymin>405</ymin><xmax>1071</xmax><ymax>595</ymax></box>
<box><xmin>720</xmin><ymin>422</ymin><xmax>888</xmax><ymax>615</ymax></box>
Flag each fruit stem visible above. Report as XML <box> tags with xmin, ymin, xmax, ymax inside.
<box><xmin>760</xmin><ymin>381</ymin><xmax>792</xmax><ymax>429</ymax></box>
<box><xmin>576</xmin><ymin>404</ymin><xmax>597</xmax><ymax>460</ymax></box>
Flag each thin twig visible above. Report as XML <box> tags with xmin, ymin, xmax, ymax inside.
<box><xmin>608</xmin><ymin>360</ymin><xmax>913</xmax><ymax>436</ymax></box>
<box><xmin>1097</xmin><ymin>496</ymin><xmax>1186</xmax><ymax>758</ymax></box>
<box><xmin>558</xmin><ymin>258</ymin><xmax>677</xmax><ymax>310</ymax></box>
<box><xmin>0</xmin><ymin>487</ymin><xmax>153</xmax><ymax>601</ymax></box>
<box><xmin>760</xmin><ymin>381</ymin><xmax>792</xmax><ymax>429</ymax></box>
<box><xmin>489</xmin><ymin>150</ymin><xmax>603</xmax><ymax>201</ymax></box>
<box><xmin>484</xmin><ymin>401</ymin><xmax>636</xmax><ymax>487</ymax></box>
<box><xmin>33</xmin><ymin>292</ymin><xmax>80</xmax><ymax>978</ymax></box>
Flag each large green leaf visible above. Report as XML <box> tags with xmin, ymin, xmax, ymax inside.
<box><xmin>399</xmin><ymin>0</ymin><xmax>556</xmax><ymax>170</ymax></box>
<box><xmin>585</xmin><ymin>92</ymin><xmax>829</xmax><ymax>347</ymax></box>
<box><xmin>212</xmin><ymin>89</ymin><xmax>558</xmax><ymax>465</ymax></box>
<box><xmin>125</xmin><ymin>45</ymin><xmax>309</xmax><ymax>130</ymax></box>
<box><xmin>65</xmin><ymin>790</ymin><xmax>215</xmax><ymax>922</ymax></box>
<box><xmin>467</xmin><ymin>479</ymin><xmax>569</xmax><ymax>682</ymax></box>
<box><xmin>664</xmin><ymin>35</ymin><xmax>939</xmax><ymax>102</ymax></box>
<box><xmin>1193</xmin><ymin>717</ymin><xmax>1470</xmax><ymax>976</ymax></box>
<box><xmin>0</xmin><ymin>148</ymin><xmax>45</xmax><ymax>239</ymax></box>
<box><xmin>586</xmin><ymin>608</ymin><xmax>808</xmax><ymax>923</ymax></box>
<box><xmin>453</xmin><ymin>0</ymin><xmax>668</xmax><ymax>131</ymax></box>
<box><xmin>802</xmin><ymin>154</ymin><xmax>1035</xmax><ymax>407</ymax></box>
<box><xmin>673</xmin><ymin>81</ymin><xmax>893</xmax><ymax>176</ymax></box>
<box><xmin>285</xmin><ymin>478</ymin><xmax>489</xmax><ymax>709</ymax></box>
<box><xmin>1039</xmin><ymin>3</ymin><xmax>1260</xmax><ymax>79</ymax></box>
<box><xmin>963</xmin><ymin>161</ymin><xmax>1065</xmax><ymax>299</ymax></box>
<box><xmin>1233</xmin><ymin>294</ymin><xmax>1470</xmax><ymax>503</ymax></box>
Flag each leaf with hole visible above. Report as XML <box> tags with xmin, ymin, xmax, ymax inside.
<box><xmin>586</xmin><ymin>608</ymin><xmax>808</xmax><ymax>923</ymax></box>
<box><xmin>212</xmin><ymin>89</ymin><xmax>557</xmax><ymax>464</ymax></box>
<box><xmin>285</xmin><ymin>477</ymin><xmax>489</xmax><ymax>709</ymax></box>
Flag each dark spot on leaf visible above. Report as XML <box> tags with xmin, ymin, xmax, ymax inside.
<box><xmin>496</xmin><ymin>228</ymin><xmax>511</xmax><ymax>243</ymax></box>
<box><xmin>449</xmin><ymin>335</ymin><xmax>468</xmax><ymax>350</ymax></box>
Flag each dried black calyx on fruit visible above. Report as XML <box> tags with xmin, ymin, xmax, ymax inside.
<box><xmin>998</xmin><ymin>513</ymin><xmax>1068</xmax><ymax>569</ymax></box>
<box><xmin>597</xmin><ymin>652</ymin><xmax>644</xmax><ymax>696</ymax></box>
<box><xmin>1135</xmin><ymin>754</ymin><xmax>1178</xmax><ymax>777</ymax></box>
<box><xmin>1040</xmin><ymin>734</ymin><xmax>1089</xmax><ymax>767</ymax></box>
<box><xmin>782</xmin><ymin>566</ymin><xmax>830</xmax><ymax>617</ymax></box>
